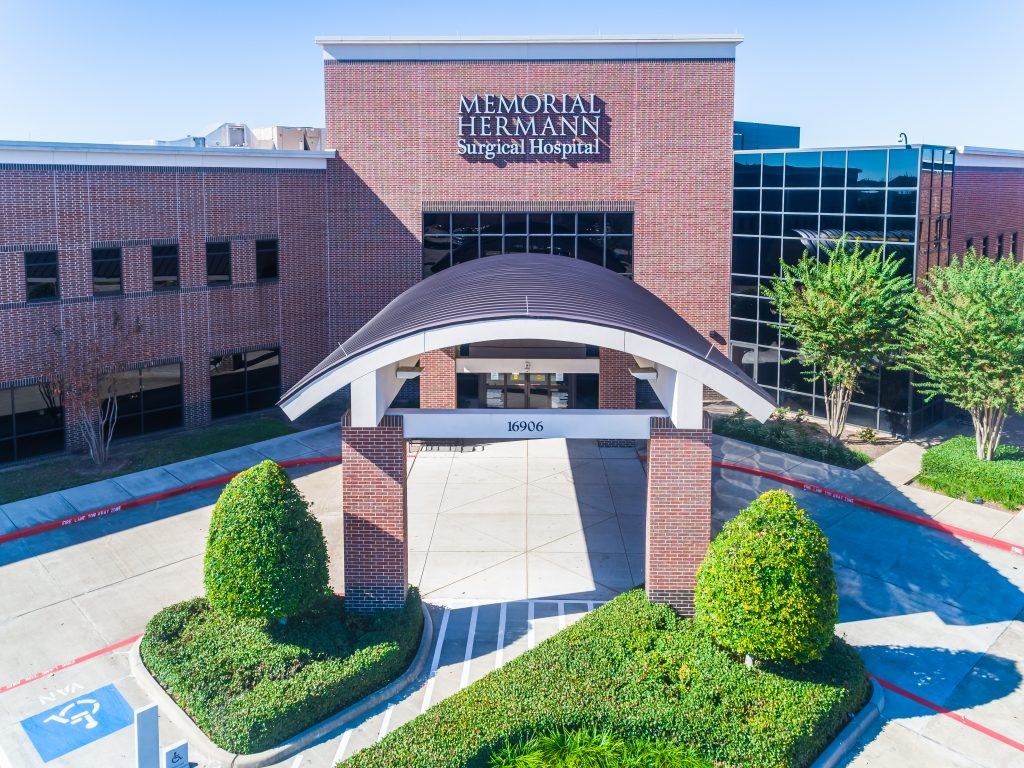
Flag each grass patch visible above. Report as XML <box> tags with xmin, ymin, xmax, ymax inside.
<box><xmin>918</xmin><ymin>435</ymin><xmax>1024</xmax><ymax>510</ymax></box>
<box><xmin>712</xmin><ymin>411</ymin><xmax>870</xmax><ymax>469</ymax></box>
<box><xmin>140</xmin><ymin>589</ymin><xmax>423</xmax><ymax>754</ymax></box>
<box><xmin>489</xmin><ymin>728</ymin><xmax>710</xmax><ymax>767</ymax></box>
<box><xmin>0</xmin><ymin>415</ymin><xmax>296</xmax><ymax>504</ymax></box>
<box><xmin>346</xmin><ymin>589</ymin><xmax>869</xmax><ymax>768</ymax></box>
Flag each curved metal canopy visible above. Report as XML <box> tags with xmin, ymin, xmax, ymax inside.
<box><xmin>280</xmin><ymin>254</ymin><xmax>773</xmax><ymax>424</ymax></box>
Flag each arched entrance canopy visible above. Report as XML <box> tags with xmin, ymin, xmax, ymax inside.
<box><xmin>279</xmin><ymin>254</ymin><xmax>774</xmax><ymax>429</ymax></box>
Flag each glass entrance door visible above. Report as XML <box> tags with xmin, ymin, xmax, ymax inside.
<box><xmin>479</xmin><ymin>373</ymin><xmax>570</xmax><ymax>409</ymax></box>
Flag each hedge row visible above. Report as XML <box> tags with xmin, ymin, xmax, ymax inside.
<box><xmin>713</xmin><ymin>411</ymin><xmax>870</xmax><ymax>469</ymax></box>
<box><xmin>919</xmin><ymin>435</ymin><xmax>1024</xmax><ymax>509</ymax></box>
<box><xmin>141</xmin><ymin>590</ymin><xmax>423</xmax><ymax>754</ymax></box>
<box><xmin>344</xmin><ymin>589</ymin><xmax>869</xmax><ymax>768</ymax></box>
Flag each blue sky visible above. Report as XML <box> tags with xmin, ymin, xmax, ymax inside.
<box><xmin>1</xmin><ymin>0</ymin><xmax>1021</xmax><ymax>149</ymax></box>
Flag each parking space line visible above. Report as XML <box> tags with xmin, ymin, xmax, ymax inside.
<box><xmin>332</xmin><ymin>729</ymin><xmax>353</xmax><ymax>764</ymax></box>
<box><xmin>420</xmin><ymin>607</ymin><xmax>451</xmax><ymax>713</ymax></box>
<box><xmin>557</xmin><ymin>601</ymin><xmax>566</xmax><ymax>630</ymax></box>
<box><xmin>460</xmin><ymin>605</ymin><xmax>478</xmax><ymax>689</ymax></box>
<box><xmin>0</xmin><ymin>742</ymin><xmax>15</xmax><ymax>768</ymax></box>
<box><xmin>378</xmin><ymin>703</ymin><xmax>395</xmax><ymax>739</ymax></box>
<box><xmin>289</xmin><ymin>754</ymin><xmax>304</xmax><ymax>768</ymax></box>
<box><xmin>495</xmin><ymin>602</ymin><xmax>507</xmax><ymax>669</ymax></box>
<box><xmin>527</xmin><ymin>601</ymin><xmax>535</xmax><ymax>649</ymax></box>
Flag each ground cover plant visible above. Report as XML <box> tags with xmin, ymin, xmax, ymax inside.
<box><xmin>0</xmin><ymin>414</ymin><xmax>294</xmax><ymax>504</ymax></box>
<box><xmin>142</xmin><ymin>461</ymin><xmax>424</xmax><ymax>753</ymax></box>
<box><xmin>918</xmin><ymin>435</ymin><xmax>1024</xmax><ymax>510</ymax></box>
<box><xmin>142</xmin><ymin>591</ymin><xmax>423</xmax><ymax>753</ymax></box>
<box><xmin>712</xmin><ymin>408</ymin><xmax>870</xmax><ymax>469</ymax></box>
<box><xmin>344</xmin><ymin>589</ymin><xmax>869</xmax><ymax>768</ymax></box>
<box><xmin>488</xmin><ymin>728</ymin><xmax>711</xmax><ymax>768</ymax></box>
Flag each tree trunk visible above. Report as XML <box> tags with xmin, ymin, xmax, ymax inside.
<box><xmin>970</xmin><ymin>406</ymin><xmax>1006</xmax><ymax>461</ymax></box>
<box><xmin>821</xmin><ymin>379</ymin><xmax>853</xmax><ymax>440</ymax></box>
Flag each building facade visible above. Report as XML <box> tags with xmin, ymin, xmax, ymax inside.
<box><xmin>729</xmin><ymin>144</ymin><xmax>1024</xmax><ymax>435</ymax></box>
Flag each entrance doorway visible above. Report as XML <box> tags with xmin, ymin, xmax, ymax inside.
<box><xmin>457</xmin><ymin>373</ymin><xmax>599</xmax><ymax>409</ymax></box>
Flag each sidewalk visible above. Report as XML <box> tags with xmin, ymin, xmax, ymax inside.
<box><xmin>0</xmin><ymin>424</ymin><xmax>341</xmax><ymax>536</ymax></box>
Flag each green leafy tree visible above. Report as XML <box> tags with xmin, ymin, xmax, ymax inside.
<box><xmin>762</xmin><ymin>235</ymin><xmax>915</xmax><ymax>438</ymax></box>
<box><xmin>694</xmin><ymin>490</ymin><xmax>838</xmax><ymax>664</ymax></box>
<box><xmin>204</xmin><ymin>460</ymin><xmax>330</xmax><ymax>620</ymax></box>
<box><xmin>903</xmin><ymin>249</ymin><xmax>1024</xmax><ymax>460</ymax></box>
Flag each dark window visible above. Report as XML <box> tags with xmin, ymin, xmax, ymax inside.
<box><xmin>784</xmin><ymin>152</ymin><xmax>821</xmax><ymax>187</ymax></box>
<box><xmin>784</xmin><ymin>190</ymin><xmax>819</xmax><ymax>213</ymax></box>
<box><xmin>821</xmin><ymin>151</ymin><xmax>846</xmax><ymax>187</ymax></box>
<box><xmin>982</xmin><ymin>236</ymin><xmax>989</xmax><ymax>256</ymax></box>
<box><xmin>1013</xmin><ymin>232</ymin><xmax>1019</xmax><ymax>258</ymax></box>
<box><xmin>887</xmin><ymin>148</ymin><xmax>920</xmax><ymax>188</ymax></box>
<box><xmin>997</xmin><ymin>234</ymin><xmax>1004</xmax><ymax>257</ymax></box>
<box><xmin>734</xmin><ymin>189</ymin><xmax>760</xmax><ymax>211</ymax></box>
<box><xmin>206</xmin><ymin>241</ymin><xmax>231</xmax><ymax>285</ymax></box>
<box><xmin>256</xmin><ymin>239</ymin><xmax>279</xmax><ymax>281</ymax></box>
<box><xmin>25</xmin><ymin>251</ymin><xmax>59</xmax><ymax>302</ymax></box>
<box><xmin>151</xmin><ymin>245</ymin><xmax>179</xmax><ymax>291</ymax></box>
<box><xmin>732</xmin><ymin>236</ymin><xmax>759</xmax><ymax>274</ymax></box>
<box><xmin>422</xmin><ymin>212</ymin><xmax>632</xmax><ymax>278</ymax></box>
<box><xmin>734</xmin><ymin>153</ymin><xmax>762</xmax><ymax>187</ymax></box>
<box><xmin>762</xmin><ymin>153</ymin><xmax>784</xmax><ymax>187</ymax></box>
<box><xmin>846</xmin><ymin>190</ymin><xmax>885</xmax><ymax>215</ymax></box>
<box><xmin>210</xmin><ymin>348</ymin><xmax>281</xmax><ymax>419</ymax></box>
<box><xmin>91</xmin><ymin>247</ymin><xmax>122</xmax><ymax>295</ymax></box>
<box><xmin>103</xmin><ymin>363</ymin><xmax>183</xmax><ymax>440</ymax></box>
<box><xmin>966</xmin><ymin>237</ymin><xmax>974</xmax><ymax>252</ymax></box>
<box><xmin>846</xmin><ymin>149</ymin><xmax>887</xmax><ymax>187</ymax></box>
<box><xmin>0</xmin><ymin>382</ymin><xmax>64</xmax><ymax>463</ymax></box>
<box><xmin>887</xmin><ymin>190</ymin><xmax>917</xmax><ymax>216</ymax></box>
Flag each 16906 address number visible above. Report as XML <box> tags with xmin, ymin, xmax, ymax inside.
<box><xmin>507</xmin><ymin>420</ymin><xmax>544</xmax><ymax>433</ymax></box>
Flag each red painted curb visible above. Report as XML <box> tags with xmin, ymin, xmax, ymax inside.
<box><xmin>0</xmin><ymin>634</ymin><xmax>142</xmax><ymax>695</ymax></box>
<box><xmin>0</xmin><ymin>455</ymin><xmax>344</xmax><ymax>546</ymax></box>
<box><xmin>711</xmin><ymin>460</ymin><xmax>1024</xmax><ymax>557</ymax></box>
<box><xmin>869</xmin><ymin>673</ymin><xmax>1024</xmax><ymax>752</ymax></box>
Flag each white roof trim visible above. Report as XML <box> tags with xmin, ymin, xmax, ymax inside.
<box><xmin>316</xmin><ymin>35</ymin><xmax>741</xmax><ymax>62</ymax></box>
<box><xmin>0</xmin><ymin>140</ymin><xmax>333</xmax><ymax>170</ymax></box>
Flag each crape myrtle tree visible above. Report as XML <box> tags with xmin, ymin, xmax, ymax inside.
<box><xmin>902</xmin><ymin>249</ymin><xmax>1024</xmax><ymax>460</ymax></box>
<box><xmin>762</xmin><ymin>235</ymin><xmax>915</xmax><ymax>439</ymax></box>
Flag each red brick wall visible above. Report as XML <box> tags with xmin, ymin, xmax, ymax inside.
<box><xmin>324</xmin><ymin>59</ymin><xmax>735</xmax><ymax>403</ymax></box>
<box><xmin>0</xmin><ymin>164</ymin><xmax>328</xmax><ymax>447</ymax></box>
<box><xmin>598</xmin><ymin>348</ymin><xmax>636</xmax><ymax>409</ymax></box>
<box><xmin>645</xmin><ymin>419</ymin><xmax>712</xmax><ymax>615</ymax></box>
<box><xmin>419</xmin><ymin>348</ymin><xmax>457</xmax><ymax>408</ymax></box>
<box><xmin>950</xmin><ymin>165</ymin><xmax>1024</xmax><ymax>261</ymax></box>
<box><xmin>341</xmin><ymin>418</ymin><xmax>408</xmax><ymax>612</ymax></box>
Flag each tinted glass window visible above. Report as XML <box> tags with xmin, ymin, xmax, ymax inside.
<box><xmin>820</xmin><ymin>189</ymin><xmax>844</xmax><ymax>213</ymax></box>
<box><xmin>206</xmin><ymin>242</ymin><xmax>231</xmax><ymax>285</ymax></box>
<box><xmin>734</xmin><ymin>154</ymin><xmax>761</xmax><ymax>187</ymax></box>
<box><xmin>784</xmin><ymin>190</ymin><xmax>819</xmax><ymax>213</ymax></box>
<box><xmin>25</xmin><ymin>251</ymin><xmax>59</xmax><ymax>302</ymax></box>
<box><xmin>734</xmin><ymin>189</ymin><xmax>760</xmax><ymax>211</ymax></box>
<box><xmin>255</xmin><ymin>239</ymin><xmax>279</xmax><ymax>281</ymax></box>
<box><xmin>887</xmin><ymin>190</ymin><xmax>917</xmax><ymax>216</ymax></box>
<box><xmin>210</xmin><ymin>348</ymin><xmax>281</xmax><ymax>419</ymax></box>
<box><xmin>0</xmin><ymin>382</ymin><xmax>64</xmax><ymax>462</ymax></box>
<box><xmin>887</xmin><ymin>148</ymin><xmax>920</xmax><ymax>187</ymax></box>
<box><xmin>761</xmin><ymin>189</ymin><xmax>782</xmax><ymax>212</ymax></box>
<box><xmin>732</xmin><ymin>236</ymin><xmax>758</xmax><ymax>274</ymax></box>
<box><xmin>847</xmin><ymin>149</ymin><xmax>887</xmax><ymax>187</ymax></box>
<box><xmin>821</xmin><ymin>151</ymin><xmax>846</xmax><ymax>186</ymax></box>
<box><xmin>151</xmin><ymin>245</ymin><xmax>179</xmax><ymax>291</ymax></box>
<box><xmin>762</xmin><ymin>153</ymin><xmax>784</xmax><ymax>187</ymax></box>
<box><xmin>784</xmin><ymin>152</ymin><xmax>821</xmax><ymax>187</ymax></box>
<box><xmin>91</xmin><ymin>248</ymin><xmax>122</xmax><ymax>295</ymax></box>
<box><xmin>103</xmin><ymin>364</ymin><xmax>182</xmax><ymax>440</ymax></box>
<box><xmin>846</xmin><ymin>190</ymin><xmax>885</xmax><ymax>215</ymax></box>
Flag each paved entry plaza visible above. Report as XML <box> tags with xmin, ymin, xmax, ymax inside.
<box><xmin>0</xmin><ymin>432</ymin><xmax>1022</xmax><ymax>767</ymax></box>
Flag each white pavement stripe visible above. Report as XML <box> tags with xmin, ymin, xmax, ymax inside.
<box><xmin>332</xmin><ymin>729</ymin><xmax>353</xmax><ymax>764</ymax></box>
<box><xmin>495</xmin><ymin>601</ymin><xmax>507</xmax><ymax>669</ymax></box>
<box><xmin>557</xmin><ymin>601</ymin><xmax>566</xmax><ymax>630</ymax></box>
<box><xmin>420</xmin><ymin>606</ymin><xmax>451</xmax><ymax>713</ymax></box>
<box><xmin>378</xmin><ymin>703</ymin><xmax>396</xmax><ymax>739</ymax></box>
<box><xmin>289</xmin><ymin>755</ymin><xmax>304</xmax><ymax>768</ymax></box>
<box><xmin>460</xmin><ymin>605</ymin><xmax>478</xmax><ymax>689</ymax></box>
<box><xmin>527</xmin><ymin>600</ymin><xmax>536</xmax><ymax>649</ymax></box>
<box><xmin>0</xmin><ymin>743</ymin><xmax>14</xmax><ymax>768</ymax></box>
<box><xmin>587</xmin><ymin>601</ymin><xmax>595</xmax><ymax>611</ymax></box>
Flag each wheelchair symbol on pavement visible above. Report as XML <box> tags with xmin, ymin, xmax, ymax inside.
<box><xmin>43</xmin><ymin>699</ymin><xmax>101</xmax><ymax>730</ymax></box>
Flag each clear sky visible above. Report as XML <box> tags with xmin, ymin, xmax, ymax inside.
<box><xmin>1</xmin><ymin>0</ymin><xmax>1021</xmax><ymax>149</ymax></box>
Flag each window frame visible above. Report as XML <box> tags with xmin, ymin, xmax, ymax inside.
<box><xmin>151</xmin><ymin>244</ymin><xmax>180</xmax><ymax>292</ymax></box>
<box><xmin>91</xmin><ymin>247</ymin><xmax>123</xmax><ymax>296</ymax></box>
<box><xmin>206</xmin><ymin>241</ymin><xmax>232</xmax><ymax>286</ymax></box>
<box><xmin>24</xmin><ymin>250</ymin><xmax>59</xmax><ymax>303</ymax></box>
<box><xmin>255</xmin><ymin>239</ymin><xmax>279</xmax><ymax>282</ymax></box>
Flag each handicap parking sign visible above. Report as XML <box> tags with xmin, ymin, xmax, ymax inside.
<box><xmin>20</xmin><ymin>683</ymin><xmax>135</xmax><ymax>762</ymax></box>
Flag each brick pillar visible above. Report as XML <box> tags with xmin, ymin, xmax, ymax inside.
<box><xmin>645</xmin><ymin>418</ymin><xmax>712</xmax><ymax>616</ymax></box>
<box><xmin>419</xmin><ymin>348</ymin><xmax>457</xmax><ymax>408</ymax></box>
<box><xmin>341</xmin><ymin>415</ymin><xmax>407</xmax><ymax>613</ymax></box>
<box><xmin>598</xmin><ymin>348</ymin><xmax>635</xmax><ymax>409</ymax></box>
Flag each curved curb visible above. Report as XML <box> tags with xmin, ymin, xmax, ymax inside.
<box><xmin>810</xmin><ymin>680</ymin><xmax>885</xmax><ymax>768</ymax></box>
<box><xmin>130</xmin><ymin>601</ymin><xmax>433</xmax><ymax>768</ymax></box>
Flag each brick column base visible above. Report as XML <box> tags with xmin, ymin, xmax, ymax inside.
<box><xmin>598</xmin><ymin>348</ymin><xmax>637</xmax><ymax>447</ymax></box>
<box><xmin>419</xmin><ymin>348</ymin><xmax>457</xmax><ymax>408</ymax></box>
<box><xmin>645</xmin><ymin>419</ymin><xmax>712</xmax><ymax>616</ymax></box>
<box><xmin>341</xmin><ymin>416</ymin><xmax>407</xmax><ymax>613</ymax></box>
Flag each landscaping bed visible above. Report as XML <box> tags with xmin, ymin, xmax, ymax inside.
<box><xmin>918</xmin><ymin>435</ymin><xmax>1024</xmax><ymax>510</ymax></box>
<box><xmin>712</xmin><ymin>408</ymin><xmax>873</xmax><ymax>469</ymax></box>
<box><xmin>140</xmin><ymin>589</ymin><xmax>423</xmax><ymax>754</ymax></box>
<box><xmin>345</xmin><ymin>589</ymin><xmax>869</xmax><ymax>768</ymax></box>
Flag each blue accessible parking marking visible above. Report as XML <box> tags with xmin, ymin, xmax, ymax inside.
<box><xmin>20</xmin><ymin>683</ymin><xmax>135</xmax><ymax>762</ymax></box>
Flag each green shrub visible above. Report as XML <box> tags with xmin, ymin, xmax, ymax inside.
<box><xmin>345</xmin><ymin>589</ymin><xmax>869</xmax><ymax>768</ymax></box>
<box><xmin>695</xmin><ymin>490</ymin><xmax>838</xmax><ymax>664</ymax></box>
<box><xmin>489</xmin><ymin>728</ymin><xmax>711</xmax><ymax>768</ymax></box>
<box><xmin>141</xmin><ymin>590</ymin><xmax>423</xmax><ymax>753</ymax></box>
<box><xmin>204</xmin><ymin>460</ymin><xmax>329</xmax><ymax>620</ymax></box>
<box><xmin>919</xmin><ymin>435</ymin><xmax>1024</xmax><ymax>509</ymax></box>
<box><xmin>713</xmin><ymin>412</ymin><xmax>870</xmax><ymax>469</ymax></box>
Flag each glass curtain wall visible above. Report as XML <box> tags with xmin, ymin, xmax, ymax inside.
<box><xmin>730</xmin><ymin>146</ymin><xmax>949</xmax><ymax>435</ymax></box>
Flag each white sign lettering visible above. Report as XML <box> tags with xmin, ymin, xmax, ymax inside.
<box><xmin>458</xmin><ymin>93</ymin><xmax>605</xmax><ymax>162</ymax></box>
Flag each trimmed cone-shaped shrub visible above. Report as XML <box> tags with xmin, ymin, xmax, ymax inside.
<box><xmin>204</xmin><ymin>460</ymin><xmax>330</xmax><ymax>620</ymax></box>
<box><xmin>694</xmin><ymin>489</ymin><xmax>838</xmax><ymax>664</ymax></box>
